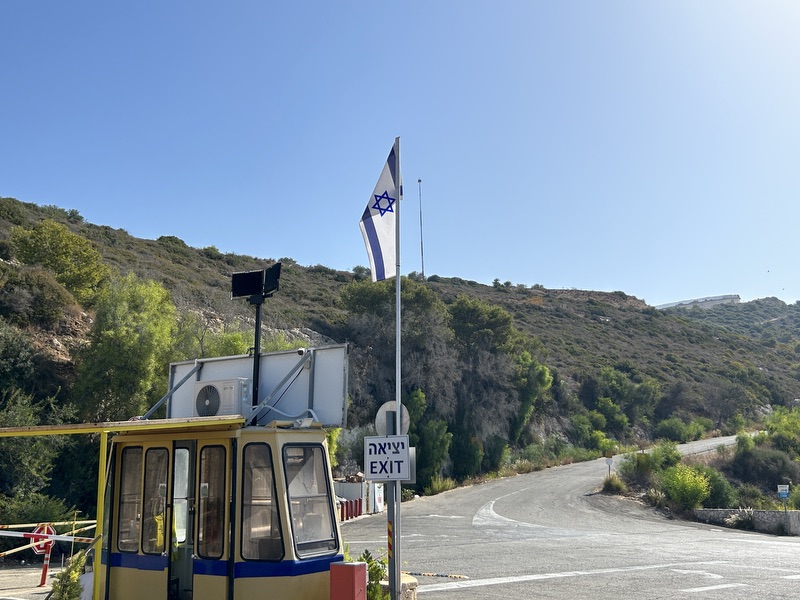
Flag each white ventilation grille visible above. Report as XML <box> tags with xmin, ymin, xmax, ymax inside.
<box><xmin>192</xmin><ymin>379</ymin><xmax>252</xmax><ymax>417</ymax></box>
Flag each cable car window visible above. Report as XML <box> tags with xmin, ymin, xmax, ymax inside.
<box><xmin>283</xmin><ymin>444</ymin><xmax>338</xmax><ymax>558</ymax></box>
<box><xmin>118</xmin><ymin>447</ymin><xmax>143</xmax><ymax>553</ymax></box>
<box><xmin>197</xmin><ymin>445</ymin><xmax>225</xmax><ymax>559</ymax></box>
<box><xmin>241</xmin><ymin>443</ymin><xmax>283</xmax><ymax>560</ymax></box>
<box><xmin>142</xmin><ymin>447</ymin><xmax>169</xmax><ymax>554</ymax></box>
<box><xmin>173</xmin><ymin>447</ymin><xmax>189</xmax><ymax>544</ymax></box>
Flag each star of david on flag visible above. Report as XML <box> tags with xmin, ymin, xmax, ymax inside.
<box><xmin>360</xmin><ymin>140</ymin><xmax>401</xmax><ymax>282</ymax></box>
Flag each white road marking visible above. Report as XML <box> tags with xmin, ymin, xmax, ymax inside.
<box><xmin>416</xmin><ymin>561</ymin><xmax>731</xmax><ymax>593</ymax></box>
<box><xmin>682</xmin><ymin>583</ymin><xmax>748</xmax><ymax>593</ymax></box>
<box><xmin>472</xmin><ymin>500</ymin><xmax>546</xmax><ymax>529</ymax></box>
<box><xmin>717</xmin><ymin>537</ymin><xmax>800</xmax><ymax>548</ymax></box>
<box><xmin>672</xmin><ymin>569</ymin><xmax>723</xmax><ymax>579</ymax></box>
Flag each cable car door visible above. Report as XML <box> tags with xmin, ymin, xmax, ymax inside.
<box><xmin>191</xmin><ymin>439</ymin><xmax>232</xmax><ymax>600</ymax></box>
<box><xmin>109</xmin><ymin>443</ymin><xmax>172</xmax><ymax>600</ymax></box>
<box><xmin>169</xmin><ymin>441</ymin><xmax>195</xmax><ymax>600</ymax></box>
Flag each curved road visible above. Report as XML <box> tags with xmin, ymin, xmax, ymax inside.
<box><xmin>342</xmin><ymin>437</ymin><xmax>800</xmax><ymax>599</ymax></box>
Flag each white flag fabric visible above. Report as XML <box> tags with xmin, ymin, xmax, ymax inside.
<box><xmin>359</xmin><ymin>141</ymin><xmax>400</xmax><ymax>282</ymax></box>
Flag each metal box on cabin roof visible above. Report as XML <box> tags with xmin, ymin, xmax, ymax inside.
<box><xmin>167</xmin><ymin>344</ymin><xmax>349</xmax><ymax>428</ymax></box>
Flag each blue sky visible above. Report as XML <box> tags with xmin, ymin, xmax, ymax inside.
<box><xmin>2</xmin><ymin>1</ymin><xmax>799</xmax><ymax>308</ymax></box>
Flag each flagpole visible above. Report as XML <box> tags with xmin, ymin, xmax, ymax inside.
<box><xmin>418</xmin><ymin>178</ymin><xmax>425</xmax><ymax>280</ymax></box>
<box><xmin>392</xmin><ymin>135</ymin><xmax>402</xmax><ymax>600</ymax></box>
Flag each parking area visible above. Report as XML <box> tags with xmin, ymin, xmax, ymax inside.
<box><xmin>0</xmin><ymin>564</ymin><xmax>58</xmax><ymax>600</ymax></box>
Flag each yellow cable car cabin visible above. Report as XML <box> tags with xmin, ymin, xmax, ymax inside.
<box><xmin>98</xmin><ymin>416</ymin><xmax>342</xmax><ymax>600</ymax></box>
<box><xmin>0</xmin><ymin>338</ymin><xmax>351</xmax><ymax>598</ymax></box>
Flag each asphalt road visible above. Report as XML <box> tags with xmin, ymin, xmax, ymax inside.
<box><xmin>342</xmin><ymin>437</ymin><xmax>800</xmax><ymax>599</ymax></box>
<box><xmin>0</xmin><ymin>564</ymin><xmax>58</xmax><ymax>600</ymax></box>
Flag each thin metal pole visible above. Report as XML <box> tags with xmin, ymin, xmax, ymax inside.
<box><xmin>418</xmin><ymin>178</ymin><xmax>425</xmax><ymax>280</ymax></box>
<box><xmin>251</xmin><ymin>296</ymin><xmax>263</xmax><ymax>407</ymax></box>
<box><xmin>393</xmin><ymin>136</ymin><xmax>402</xmax><ymax>600</ymax></box>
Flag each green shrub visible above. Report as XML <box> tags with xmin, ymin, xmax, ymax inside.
<box><xmin>735</xmin><ymin>432</ymin><xmax>755</xmax><ymax>454</ymax></box>
<box><xmin>482</xmin><ymin>436</ymin><xmax>510</xmax><ymax>472</ymax></box>
<box><xmin>521</xmin><ymin>443</ymin><xmax>556</xmax><ymax>468</ymax></box>
<box><xmin>618</xmin><ymin>452</ymin><xmax>654</xmax><ymax>487</ymax></box>
<box><xmin>0</xmin><ymin>324</ymin><xmax>35</xmax><ymax>390</ymax></box>
<box><xmin>694</xmin><ymin>466</ymin><xmax>737</xmax><ymax>508</ymax></box>
<box><xmin>356</xmin><ymin>549</ymin><xmax>391</xmax><ymax>600</ymax></box>
<box><xmin>789</xmin><ymin>485</ymin><xmax>800</xmax><ymax>510</ymax></box>
<box><xmin>509</xmin><ymin>459</ymin><xmax>537</xmax><ymax>474</ymax></box>
<box><xmin>654</xmin><ymin>417</ymin><xmax>688</xmax><ymax>442</ymax></box>
<box><xmin>752</xmin><ymin>431</ymin><xmax>769</xmax><ymax>446</ymax></box>
<box><xmin>725</xmin><ymin>507</ymin><xmax>755</xmax><ymax>530</ymax></box>
<box><xmin>50</xmin><ymin>550</ymin><xmax>86</xmax><ymax>600</ymax></box>
<box><xmin>660</xmin><ymin>464</ymin><xmax>710</xmax><ymax>511</ymax></box>
<box><xmin>602</xmin><ymin>473</ymin><xmax>627</xmax><ymax>494</ymax></box>
<box><xmin>649</xmin><ymin>441</ymin><xmax>682</xmax><ymax>471</ymax></box>
<box><xmin>423</xmin><ymin>475</ymin><xmax>457</xmax><ymax>496</ymax></box>
<box><xmin>722</xmin><ymin>413</ymin><xmax>746</xmax><ymax>435</ymax></box>
<box><xmin>684</xmin><ymin>419</ymin><xmax>709</xmax><ymax>441</ymax></box>
<box><xmin>644</xmin><ymin>487</ymin><xmax>667</xmax><ymax>508</ymax></box>
<box><xmin>10</xmin><ymin>219</ymin><xmax>110</xmax><ymax>305</ymax></box>
<box><xmin>730</xmin><ymin>448</ymin><xmax>800</xmax><ymax>488</ymax></box>
<box><xmin>449</xmin><ymin>434</ymin><xmax>483</xmax><ymax>480</ymax></box>
<box><xmin>735</xmin><ymin>484</ymin><xmax>775</xmax><ymax>509</ymax></box>
<box><xmin>589</xmin><ymin>430</ymin><xmax>616</xmax><ymax>454</ymax></box>
<box><xmin>0</xmin><ymin>263</ymin><xmax>76</xmax><ymax>328</ymax></box>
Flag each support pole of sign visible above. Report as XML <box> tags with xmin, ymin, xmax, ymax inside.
<box><xmin>39</xmin><ymin>541</ymin><xmax>53</xmax><ymax>587</ymax></box>
<box><xmin>785</xmin><ymin>498</ymin><xmax>789</xmax><ymax>533</ymax></box>
<box><xmin>385</xmin><ymin>412</ymin><xmax>398</xmax><ymax>599</ymax></box>
<box><xmin>392</xmin><ymin>137</ymin><xmax>402</xmax><ymax>600</ymax></box>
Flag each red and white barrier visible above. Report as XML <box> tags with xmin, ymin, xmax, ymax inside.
<box><xmin>0</xmin><ymin>523</ymin><xmax>98</xmax><ymax>587</ymax></box>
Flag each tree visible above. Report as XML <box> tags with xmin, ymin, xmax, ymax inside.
<box><xmin>404</xmin><ymin>389</ymin><xmax>452</xmax><ymax>490</ymax></box>
<box><xmin>0</xmin><ymin>389</ymin><xmax>66</xmax><ymax>496</ymax></box>
<box><xmin>342</xmin><ymin>278</ymin><xmax>458</xmax><ymax>425</ymax></box>
<box><xmin>10</xmin><ymin>219</ymin><xmax>110</xmax><ymax>305</ymax></box>
<box><xmin>416</xmin><ymin>419</ymin><xmax>452</xmax><ymax>489</ymax></box>
<box><xmin>449</xmin><ymin>295</ymin><xmax>514</xmax><ymax>354</ymax></box>
<box><xmin>449</xmin><ymin>424</ymin><xmax>483</xmax><ymax>480</ymax></box>
<box><xmin>73</xmin><ymin>273</ymin><xmax>177</xmax><ymax>421</ymax></box>
<box><xmin>0</xmin><ymin>263</ymin><xmax>76</xmax><ymax>328</ymax></box>
<box><xmin>765</xmin><ymin>406</ymin><xmax>800</xmax><ymax>457</ymax></box>
<box><xmin>703</xmin><ymin>380</ymin><xmax>751</xmax><ymax>429</ymax></box>
<box><xmin>508</xmin><ymin>349</ymin><xmax>552</xmax><ymax>445</ymax></box>
<box><xmin>0</xmin><ymin>320</ymin><xmax>35</xmax><ymax>391</ymax></box>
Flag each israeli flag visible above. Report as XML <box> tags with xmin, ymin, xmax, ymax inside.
<box><xmin>360</xmin><ymin>141</ymin><xmax>400</xmax><ymax>282</ymax></box>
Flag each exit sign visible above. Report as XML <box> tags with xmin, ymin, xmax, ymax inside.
<box><xmin>364</xmin><ymin>435</ymin><xmax>410</xmax><ymax>480</ymax></box>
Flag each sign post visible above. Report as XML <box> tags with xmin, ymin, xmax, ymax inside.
<box><xmin>31</xmin><ymin>524</ymin><xmax>56</xmax><ymax>586</ymax></box>
<box><xmin>371</xmin><ymin>400</ymin><xmax>410</xmax><ymax>599</ymax></box>
<box><xmin>778</xmin><ymin>485</ymin><xmax>790</xmax><ymax>532</ymax></box>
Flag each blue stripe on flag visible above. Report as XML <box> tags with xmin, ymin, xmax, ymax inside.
<box><xmin>361</xmin><ymin>207</ymin><xmax>386</xmax><ymax>281</ymax></box>
<box><xmin>387</xmin><ymin>147</ymin><xmax>397</xmax><ymax>187</ymax></box>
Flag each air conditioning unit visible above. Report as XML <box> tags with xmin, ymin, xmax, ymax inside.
<box><xmin>193</xmin><ymin>379</ymin><xmax>253</xmax><ymax>417</ymax></box>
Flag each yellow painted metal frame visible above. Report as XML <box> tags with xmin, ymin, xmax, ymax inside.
<box><xmin>0</xmin><ymin>416</ymin><xmax>341</xmax><ymax>600</ymax></box>
<box><xmin>0</xmin><ymin>415</ymin><xmax>245</xmax><ymax>600</ymax></box>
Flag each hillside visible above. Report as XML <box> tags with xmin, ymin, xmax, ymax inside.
<box><xmin>4</xmin><ymin>194</ymin><xmax>800</xmax><ymax>511</ymax></box>
<box><xmin>2</xmin><ymin>196</ymin><xmax>799</xmax><ymax>419</ymax></box>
